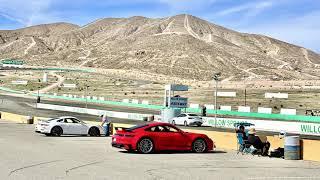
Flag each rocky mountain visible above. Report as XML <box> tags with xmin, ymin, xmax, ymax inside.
<box><xmin>1</xmin><ymin>14</ymin><xmax>320</xmax><ymax>81</ymax></box>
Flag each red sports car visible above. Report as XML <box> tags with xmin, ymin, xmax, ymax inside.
<box><xmin>111</xmin><ymin>122</ymin><xmax>215</xmax><ymax>153</ymax></box>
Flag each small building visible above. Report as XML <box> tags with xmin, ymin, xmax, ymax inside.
<box><xmin>1</xmin><ymin>59</ymin><xmax>24</xmax><ymax>68</ymax></box>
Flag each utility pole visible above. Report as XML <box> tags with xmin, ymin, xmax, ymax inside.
<box><xmin>85</xmin><ymin>85</ymin><xmax>89</xmax><ymax>109</ymax></box>
<box><xmin>245</xmin><ymin>88</ymin><xmax>247</xmax><ymax>106</ymax></box>
<box><xmin>243</xmin><ymin>75</ymin><xmax>248</xmax><ymax>106</ymax></box>
<box><xmin>36</xmin><ymin>86</ymin><xmax>40</xmax><ymax>107</ymax></box>
<box><xmin>213</xmin><ymin>72</ymin><xmax>221</xmax><ymax>128</ymax></box>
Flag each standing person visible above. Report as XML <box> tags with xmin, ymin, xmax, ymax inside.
<box><xmin>201</xmin><ymin>105</ymin><xmax>207</xmax><ymax>117</ymax></box>
<box><xmin>36</xmin><ymin>96</ymin><xmax>41</xmax><ymax>103</ymax></box>
<box><xmin>101</xmin><ymin>113</ymin><xmax>110</xmax><ymax>136</ymax></box>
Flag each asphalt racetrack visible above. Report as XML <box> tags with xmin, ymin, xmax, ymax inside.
<box><xmin>0</xmin><ymin>121</ymin><xmax>320</xmax><ymax>180</ymax></box>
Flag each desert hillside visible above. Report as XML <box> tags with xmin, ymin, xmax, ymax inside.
<box><xmin>1</xmin><ymin>14</ymin><xmax>320</xmax><ymax>81</ymax></box>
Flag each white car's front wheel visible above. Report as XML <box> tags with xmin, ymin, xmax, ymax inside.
<box><xmin>88</xmin><ymin>127</ymin><xmax>100</xmax><ymax>136</ymax></box>
<box><xmin>184</xmin><ymin>121</ymin><xmax>188</xmax><ymax>126</ymax></box>
<box><xmin>172</xmin><ymin>120</ymin><xmax>176</xmax><ymax>125</ymax></box>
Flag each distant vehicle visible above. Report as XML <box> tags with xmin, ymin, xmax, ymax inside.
<box><xmin>112</xmin><ymin>122</ymin><xmax>215</xmax><ymax>154</ymax></box>
<box><xmin>35</xmin><ymin>116</ymin><xmax>103</xmax><ymax>136</ymax></box>
<box><xmin>171</xmin><ymin>113</ymin><xmax>203</xmax><ymax>126</ymax></box>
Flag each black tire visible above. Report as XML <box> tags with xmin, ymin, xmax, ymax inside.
<box><xmin>184</xmin><ymin>121</ymin><xmax>188</xmax><ymax>126</ymax></box>
<box><xmin>172</xmin><ymin>120</ymin><xmax>175</xmax><ymax>125</ymax></box>
<box><xmin>137</xmin><ymin>138</ymin><xmax>154</xmax><ymax>154</ymax></box>
<box><xmin>89</xmin><ymin>127</ymin><xmax>100</xmax><ymax>137</ymax></box>
<box><xmin>44</xmin><ymin>133</ymin><xmax>51</xmax><ymax>136</ymax></box>
<box><xmin>51</xmin><ymin>126</ymin><xmax>63</xmax><ymax>137</ymax></box>
<box><xmin>192</xmin><ymin>138</ymin><xmax>207</xmax><ymax>153</ymax></box>
<box><xmin>197</xmin><ymin>124</ymin><xmax>201</xmax><ymax>127</ymax></box>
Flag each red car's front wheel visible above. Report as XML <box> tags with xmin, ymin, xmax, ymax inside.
<box><xmin>192</xmin><ymin>139</ymin><xmax>207</xmax><ymax>153</ymax></box>
<box><xmin>137</xmin><ymin>138</ymin><xmax>154</xmax><ymax>154</ymax></box>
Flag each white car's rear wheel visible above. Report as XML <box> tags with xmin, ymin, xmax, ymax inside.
<box><xmin>51</xmin><ymin>126</ymin><xmax>63</xmax><ymax>136</ymax></box>
<box><xmin>172</xmin><ymin>120</ymin><xmax>176</xmax><ymax>125</ymax></box>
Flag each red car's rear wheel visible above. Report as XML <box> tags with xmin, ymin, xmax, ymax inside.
<box><xmin>137</xmin><ymin>138</ymin><xmax>154</xmax><ymax>154</ymax></box>
<box><xmin>192</xmin><ymin>138</ymin><xmax>207</xmax><ymax>153</ymax></box>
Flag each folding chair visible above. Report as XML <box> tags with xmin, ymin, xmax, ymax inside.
<box><xmin>236</xmin><ymin>133</ymin><xmax>252</xmax><ymax>154</ymax></box>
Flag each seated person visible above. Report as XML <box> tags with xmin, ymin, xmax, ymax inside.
<box><xmin>247</xmin><ymin>128</ymin><xmax>270</xmax><ymax>156</ymax></box>
<box><xmin>154</xmin><ymin>126</ymin><xmax>160</xmax><ymax>132</ymax></box>
<box><xmin>236</xmin><ymin>125</ymin><xmax>247</xmax><ymax>140</ymax></box>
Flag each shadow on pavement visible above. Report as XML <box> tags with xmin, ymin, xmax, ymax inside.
<box><xmin>118</xmin><ymin>150</ymin><xmax>227</xmax><ymax>154</ymax></box>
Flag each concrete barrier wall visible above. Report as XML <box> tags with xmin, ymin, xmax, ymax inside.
<box><xmin>0</xmin><ymin>112</ymin><xmax>29</xmax><ymax>123</ymax></box>
<box><xmin>36</xmin><ymin>103</ymin><xmax>152</xmax><ymax>121</ymax></box>
<box><xmin>301</xmin><ymin>139</ymin><xmax>320</xmax><ymax>162</ymax></box>
<box><xmin>280</xmin><ymin>108</ymin><xmax>297</xmax><ymax>115</ymax></box>
<box><xmin>202</xmin><ymin>117</ymin><xmax>320</xmax><ymax>136</ymax></box>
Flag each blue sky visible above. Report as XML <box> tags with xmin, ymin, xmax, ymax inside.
<box><xmin>0</xmin><ymin>0</ymin><xmax>319</xmax><ymax>52</ymax></box>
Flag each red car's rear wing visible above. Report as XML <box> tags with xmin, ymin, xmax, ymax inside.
<box><xmin>114</xmin><ymin>127</ymin><xmax>131</xmax><ymax>132</ymax></box>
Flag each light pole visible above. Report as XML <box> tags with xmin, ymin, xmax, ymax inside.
<box><xmin>213</xmin><ymin>72</ymin><xmax>221</xmax><ymax>128</ymax></box>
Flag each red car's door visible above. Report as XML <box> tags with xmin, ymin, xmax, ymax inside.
<box><xmin>146</xmin><ymin>125</ymin><xmax>189</xmax><ymax>151</ymax></box>
<box><xmin>162</xmin><ymin>125</ymin><xmax>189</xmax><ymax>150</ymax></box>
<box><xmin>148</xmin><ymin>126</ymin><xmax>172</xmax><ymax>150</ymax></box>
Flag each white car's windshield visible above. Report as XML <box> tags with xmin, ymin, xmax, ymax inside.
<box><xmin>44</xmin><ymin>118</ymin><xmax>57</xmax><ymax>121</ymax></box>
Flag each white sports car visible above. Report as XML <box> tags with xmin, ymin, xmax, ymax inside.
<box><xmin>171</xmin><ymin>113</ymin><xmax>203</xmax><ymax>127</ymax></box>
<box><xmin>35</xmin><ymin>116</ymin><xmax>103</xmax><ymax>136</ymax></box>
